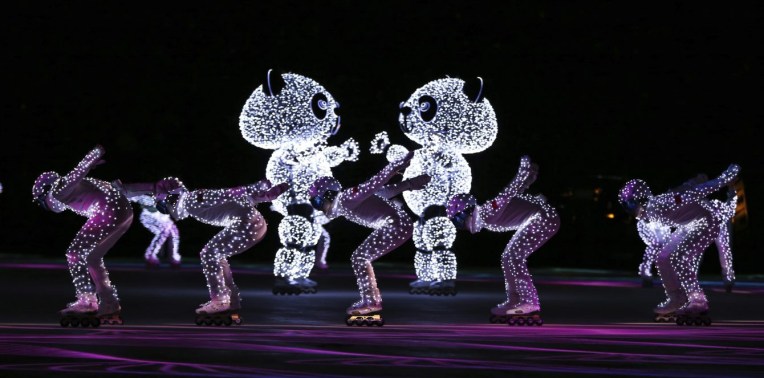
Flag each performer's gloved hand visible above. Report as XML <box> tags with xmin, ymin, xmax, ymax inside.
<box><xmin>91</xmin><ymin>144</ymin><xmax>107</xmax><ymax>167</ymax></box>
<box><xmin>720</xmin><ymin>164</ymin><xmax>741</xmax><ymax>185</ymax></box>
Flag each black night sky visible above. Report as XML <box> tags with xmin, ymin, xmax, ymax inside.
<box><xmin>2</xmin><ymin>2</ymin><xmax>762</xmax><ymax>273</ymax></box>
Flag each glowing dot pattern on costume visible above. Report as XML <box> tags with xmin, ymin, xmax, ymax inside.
<box><xmin>239</xmin><ymin>72</ymin><xmax>357</xmax><ymax>280</ymax></box>
<box><xmin>619</xmin><ymin>164</ymin><xmax>740</xmax><ymax>311</ymax></box>
<box><xmin>319</xmin><ymin>157</ymin><xmax>414</xmax><ymax>308</ymax></box>
<box><xmin>370</xmin><ymin>131</ymin><xmax>390</xmax><ymax>155</ymax></box>
<box><xmin>32</xmin><ymin>146</ymin><xmax>131</xmax><ymax>310</ymax></box>
<box><xmin>637</xmin><ymin>196</ymin><xmax>737</xmax><ymax>284</ymax></box>
<box><xmin>461</xmin><ymin>156</ymin><xmax>560</xmax><ymax>310</ymax></box>
<box><xmin>274</xmin><ymin>215</ymin><xmax>321</xmax><ymax>279</ymax></box>
<box><xmin>371</xmin><ymin>77</ymin><xmax>498</xmax><ymax>284</ymax></box>
<box><xmin>138</xmin><ymin>204</ymin><xmax>181</xmax><ymax>265</ymax></box>
<box><xmin>167</xmin><ymin>183</ymin><xmax>278</xmax><ymax>307</ymax></box>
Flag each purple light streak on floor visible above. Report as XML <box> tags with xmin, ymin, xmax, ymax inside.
<box><xmin>1</xmin><ymin>323</ymin><xmax>763</xmax><ymax>377</ymax></box>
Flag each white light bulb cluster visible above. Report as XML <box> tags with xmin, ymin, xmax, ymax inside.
<box><xmin>371</xmin><ymin>77</ymin><xmax>498</xmax><ymax>284</ymax></box>
<box><xmin>239</xmin><ymin>72</ymin><xmax>358</xmax><ymax>282</ymax></box>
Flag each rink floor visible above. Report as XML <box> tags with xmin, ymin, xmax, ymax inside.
<box><xmin>0</xmin><ymin>258</ymin><xmax>762</xmax><ymax>377</ymax></box>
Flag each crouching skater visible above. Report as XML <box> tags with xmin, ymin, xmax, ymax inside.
<box><xmin>447</xmin><ymin>155</ymin><xmax>560</xmax><ymax>326</ymax></box>
<box><xmin>309</xmin><ymin>151</ymin><xmax>429</xmax><ymax>326</ymax></box>
<box><xmin>33</xmin><ymin>145</ymin><xmax>131</xmax><ymax>327</ymax></box>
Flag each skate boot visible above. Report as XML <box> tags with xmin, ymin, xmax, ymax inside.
<box><xmin>272</xmin><ymin>277</ymin><xmax>317</xmax><ymax>295</ymax></box>
<box><xmin>675</xmin><ymin>300</ymin><xmax>712</xmax><ymax>326</ymax></box>
<box><xmin>59</xmin><ymin>293</ymin><xmax>99</xmax><ymax>328</ymax></box>
<box><xmin>503</xmin><ymin>303</ymin><xmax>543</xmax><ymax>326</ymax></box>
<box><xmin>345</xmin><ymin>300</ymin><xmax>384</xmax><ymax>326</ymax></box>
<box><xmin>195</xmin><ymin>298</ymin><xmax>241</xmax><ymax>326</ymax></box>
<box><xmin>653</xmin><ymin>294</ymin><xmax>685</xmax><ymax>323</ymax></box>
<box><xmin>408</xmin><ymin>279</ymin><xmax>432</xmax><ymax>295</ymax></box>
<box><xmin>145</xmin><ymin>256</ymin><xmax>160</xmax><ymax>270</ymax></box>
<box><xmin>97</xmin><ymin>299</ymin><xmax>123</xmax><ymax>326</ymax></box>
<box><xmin>296</xmin><ymin>277</ymin><xmax>319</xmax><ymax>294</ymax></box>
<box><xmin>723</xmin><ymin>279</ymin><xmax>734</xmax><ymax>294</ymax></box>
<box><xmin>489</xmin><ymin>301</ymin><xmax>514</xmax><ymax>324</ymax></box>
<box><xmin>428</xmin><ymin>279</ymin><xmax>457</xmax><ymax>296</ymax></box>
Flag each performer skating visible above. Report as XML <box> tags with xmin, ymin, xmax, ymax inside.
<box><xmin>33</xmin><ymin>145</ymin><xmax>131</xmax><ymax>327</ymax></box>
<box><xmin>447</xmin><ymin>156</ymin><xmax>559</xmax><ymax>326</ymax></box>
<box><xmin>619</xmin><ymin>164</ymin><xmax>740</xmax><ymax>325</ymax></box>
<box><xmin>309</xmin><ymin>152</ymin><xmax>429</xmax><ymax>326</ymax></box>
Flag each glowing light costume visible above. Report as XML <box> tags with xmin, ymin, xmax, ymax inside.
<box><xmin>239</xmin><ymin>70</ymin><xmax>358</xmax><ymax>294</ymax></box>
<box><xmin>32</xmin><ymin>146</ymin><xmax>131</xmax><ymax>326</ymax></box>
<box><xmin>371</xmin><ymin>77</ymin><xmax>497</xmax><ymax>294</ymax></box>
<box><xmin>309</xmin><ymin>153</ymin><xmax>428</xmax><ymax>325</ymax></box>
<box><xmin>448</xmin><ymin>156</ymin><xmax>559</xmax><ymax>325</ymax></box>
<box><xmin>637</xmin><ymin>175</ymin><xmax>737</xmax><ymax>290</ymax></box>
<box><xmin>146</xmin><ymin>178</ymin><xmax>287</xmax><ymax>318</ymax></box>
<box><xmin>134</xmin><ymin>196</ymin><xmax>181</xmax><ymax>268</ymax></box>
<box><xmin>619</xmin><ymin>164</ymin><xmax>740</xmax><ymax>325</ymax></box>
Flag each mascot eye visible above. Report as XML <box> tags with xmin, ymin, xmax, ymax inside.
<box><xmin>311</xmin><ymin>93</ymin><xmax>329</xmax><ymax>120</ymax></box>
<box><xmin>418</xmin><ymin>95</ymin><xmax>437</xmax><ymax>122</ymax></box>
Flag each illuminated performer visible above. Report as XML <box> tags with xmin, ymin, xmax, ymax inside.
<box><xmin>370</xmin><ymin>76</ymin><xmax>498</xmax><ymax>295</ymax></box>
<box><xmin>309</xmin><ymin>152</ymin><xmax>429</xmax><ymax>326</ymax></box>
<box><xmin>32</xmin><ymin>145</ymin><xmax>130</xmax><ymax>327</ymax></box>
<box><xmin>240</xmin><ymin>70</ymin><xmax>359</xmax><ymax>295</ymax></box>
<box><xmin>147</xmin><ymin>177</ymin><xmax>287</xmax><ymax>325</ymax></box>
<box><xmin>638</xmin><ymin>174</ymin><xmax>737</xmax><ymax>292</ymax></box>
<box><xmin>134</xmin><ymin>195</ymin><xmax>181</xmax><ymax>269</ymax></box>
<box><xmin>447</xmin><ymin>156</ymin><xmax>559</xmax><ymax>326</ymax></box>
<box><xmin>619</xmin><ymin>164</ymin><xmax>740</xmax><ymax>326</ymax></box>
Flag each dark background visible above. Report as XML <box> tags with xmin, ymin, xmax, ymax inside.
<box><xmin>2</xmin><ymin>2</ymin><xmax>761</xmax><ymax>274</ymax></box>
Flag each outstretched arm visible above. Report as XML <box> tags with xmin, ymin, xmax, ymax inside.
<box><xmin>52</xmin><ymin>145</ymin><xmax>105</xmax><ymax>200</ymax></box>
<box><xmin>680</xmin><ymin>164</ymin><xmax>740</xmax><ymax>203</ymax></box>
<box><xmin>375</xmin><ymin>174</ymin><xmax>430</xmax><ymax>200</ymax></box>
<box><xmin>489</xmin><ymin>155</ymin><xmax>538</xmax><ymax>212</ymax></box>
<box><xmin>345</xmin><ymin>151</ymin><xmax>414</xmax><ymax>203</ymax></box>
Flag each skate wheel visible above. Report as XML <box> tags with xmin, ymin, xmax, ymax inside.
<box><xmin>694</xmin><ymin>318</ymin><xmax>703</xmax><ymax>326</ymax></box>
<box><xmin>489</xmin><ymin>315</ymin><xmax>498</xmax><ymax>323</ymax></box>
<box><xmin>526</xmin><ymin>318</ymin><xmax>535</xmax><ymax>326</ymax></box>
<box><xmin>60</xmin><ymin>318</ymin><xmax>70</xmax><ymax>327</ymax></box>
<box><xmin>224</xmin><ymin>317</ymin><xmax>233</xmax><ymax>326</ymax></box>
<box><xmin>536</xmin><ymin>319</ymin><xmax>544</xmax><ymax>326</ymax></box>
<box><xmin>70</xmin><ymin>318</ymin><xmax>80</xmax><ymax>327</ymax></box>
<box><xmin>377</xmin><ymin>320</ymin><xmax>384</xmax><ymax>327</ymax></box>
<box><xmin>81</xmin><ymin>318</ymin><xmax>92</xmax><ymax>327</ymax></box>
<box><xmin>516</xmin><ymin>317</ymin><xmax>526</xmax><ymax>326</ymax></box>
<box><xmin>214</xmin><ymin>318</ymin><xmax>223</xmax><ymax>326</ymax></box>
<box><xmin>507</xmin><ymin>318</ymin><xmax>516</xmax><ymax>326</ymax></box>
<box><xmin>195</xmin><ymin>318</ymin><xmax>203</xmax><ymax>326</ymax></box>
<box><xmin>345</xmin><ymin>318</ymin><xmax>353</xmax><ymax>326</ymax></box>
<box><xmin>702</xmin><ymin>318</ymin><xmax>712</xmax><ymax>326</ymax></box>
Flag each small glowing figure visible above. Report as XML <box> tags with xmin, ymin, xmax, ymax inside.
<box><xmin>309</xmin><ymin>152</ymin><xmax>429</xmax><ymax>326</ymax></box>
<box><xmin>447</xmin><ymin>156</ymin><xmax>559</xmax><ymax>326</ymax></box>
<box><xmin>638</xmin><ymin>174</ymin><xmax>737</xmax><ymax>292</ymax></box>
<box><xmin>619</xmin><ymin>164</ymin><xmax>740</xmax><ymax>325</ymax></box>
<box><xmin>371</xmin><ymin>76</ymin><xmax>498</xmax><ymax>295</ymax></box>
<box><xmin>133</xmin><ymin>195</ymin><xmax>181</xmax><ymax>269</ymax></box>
<box><xmin>240</xmin><ymin>70</ymin><xmax>358</xmax><ymax>294</ymax></box>
<box><xmin>122</xmin><ymin>177</ymin><xmax>288</xmax><ymax>325</ymax></box>
<box><xmin>32</xmin><ymin>145</ymin><xmax>130</xmax><ymax>327</ymax></box>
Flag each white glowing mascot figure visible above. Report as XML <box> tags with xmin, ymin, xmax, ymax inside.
<box><xmin>240</xmin><ymin>70</ymin><xmax>359</xmax><ymax>294</ymax></box>
<box><xmin>637</xmin><ymin>174</ymin><xmax>737</xmax><ymax>292</ymax></box>
<box><xmin>618</xmin><ymin>164</ymin><xmax>740</xmax><ymax>326</ymax></box>
<box><xmin>32</xmin><ymin>145</ymin><xmax>130</xmax><ymax>327</ymax></box>
<box><xmin>133</xmin><ymin>195</ymin><xmax>181</xmax><ymax>269</ymax></box>
<box><xmin>370</xmin><ymin>77</ymin><xmax>497</xmax><ymax>295</ymax></box>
